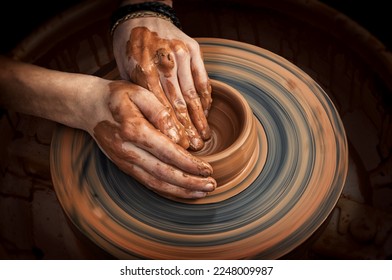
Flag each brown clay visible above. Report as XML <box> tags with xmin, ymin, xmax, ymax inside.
<box><xmin>185</xmin><ymin>79</ymin><xmax>267</xmax><ymax>204</ymax></box>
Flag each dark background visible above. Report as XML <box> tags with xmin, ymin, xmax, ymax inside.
<box><xmin>0</xmin><ymin>0</ymin><xmax>391</xmax><ymax>55</ymax></box>
<box><xmin>0</xmin><ymin>0</ymin><xmax>83</xmax><ymax>55</ymax></box>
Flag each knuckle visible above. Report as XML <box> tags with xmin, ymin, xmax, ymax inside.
<box><xmin>173</xmin><ymin>98</ymin><xmax>187</xmax><ymax>109</ymax></box>
<box><xmin>132</xmin><ymin>63</ymin><xmax>150</xmax><ymax>78</ymax></box>
<box><xmin>186</xmin><ymin>98</ymin><xmax>202</xmax><ymax>111</ymax></box>
<box><xmin>174</xmin><ymin>45</ymin><xmax>188</xmax><ymax>59</ymax></box>
<box><xmin>154</xmin><ymin>106</ymin><xmax>172</xmax><ymax>122</ymax></box>
<box><xmin>183</xmin><ymin>88</ymin><xmax>198</xmax><ymax>99</ymax></box>
<box><xmin>187</xmin><ymin>38</ymin><xmax>200</xmax><ymax>52</ymax></box>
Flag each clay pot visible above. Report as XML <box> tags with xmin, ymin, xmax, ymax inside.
<box><xmin>190</xmin><ymin>79</ymin><xmax>263</xmax><ymax>202</ymax></box>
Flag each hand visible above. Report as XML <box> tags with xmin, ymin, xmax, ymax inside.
<box><xmin>89</xmin><ymin>80</ymin><xmax>216</xmax><ymax>199</ymax></box>
<box><xmin>0</xmin><ymin>55</ymin><xmax>216</xmax><ymax>200</ymax></box>
<box><xmin>112</xmin><ymin>16</ymin><xmax>212</xmax><ymax>151</ymax></box>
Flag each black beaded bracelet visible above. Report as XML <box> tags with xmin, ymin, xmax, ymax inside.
<box><xmin>110</xmin><ymin>2</ymin><xmax>182</xmax><ymax>35</ymax></box>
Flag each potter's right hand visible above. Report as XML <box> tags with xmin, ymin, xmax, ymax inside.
<box><xmin>89</xmin><ymin>80</ymin><xmax>216</xmax><ymax>199</ymax></box>
<box><xmin>112</xmin><ymin>2</ymin><xmax>212</xmax><ymax>151</ymax></box>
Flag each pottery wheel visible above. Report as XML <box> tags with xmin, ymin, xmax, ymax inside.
<box><xmin>50</xmin><ymin>38</ymin><xmax>348</xmax><ymax>259</ymax></box>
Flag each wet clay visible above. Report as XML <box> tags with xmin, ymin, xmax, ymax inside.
<box><xmin>127</xmin><ymin>27</ymin><xmax>211</xmax><ymax>150</ymax></box>
<box><xmin>185</xmin><ymin>80</ymin><xmax>266</xmax><ymax>204</ymax></box>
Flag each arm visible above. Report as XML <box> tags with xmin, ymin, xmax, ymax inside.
<box><xmin>0</xmin><ymin>55</ymin><xmax>216</xmax><ymax>199</ymax></box>
<box><xmin>111</xmin><ymin>0</ymin><xmax>212</xmax><ymax>151</ymax></box>
<box><xmin>0</xmin><ymin>55</ymin><xmax>100</xmax><ymax>131</ymax></box>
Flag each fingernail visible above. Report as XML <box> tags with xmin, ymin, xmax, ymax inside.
<box><xmin>189</xmin><ymin>136</ymin><xmax>204</xmax><ymax>151</ymax></box>
<box><xmin>201</xmin><ymin>126</ymin><xmax>211</xmax><ymax>140</ymax></box>
<box><xmin>199</xmin><ymin>162</ymin><xmax>213</xmax><ymax>177</ymax></box>
<box><xmin>193</xmin><ymin>191</ymin><xmax>207</xmax><ymax>198</ymax></box>
<box><xmin>205</xmin><ymin>182</ymin><xmax>216</xmax><ymax>192</ymax></box>
<box><xmin>167</xmin><ymin>127</ymin><xmax>179</xmax><ymax>143</ymax></box>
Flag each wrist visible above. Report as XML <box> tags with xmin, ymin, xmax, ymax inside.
<box><xmin>73</xmin><ymin>76</ymin><xmax>111</xmax><ymax>134</ymax></box>
<box><xmin>110</xmin><ymin>1</ymin><xmax>180</xmax><ymax>35</ymax></box>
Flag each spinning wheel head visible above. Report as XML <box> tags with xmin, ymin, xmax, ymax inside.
<box><xmin>51</xmin><ymin>38</ymin><xmax>348</xmax><ymax>259</ymax></box>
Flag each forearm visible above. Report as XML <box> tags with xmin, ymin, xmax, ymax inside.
<box><xmin>0</xmin><ymin>56</ymin><xmax>105</xmax><ymax>131</ymax></box>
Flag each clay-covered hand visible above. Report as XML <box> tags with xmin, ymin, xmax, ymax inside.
<box><xmin>112</xmin><ymin>16</ymin><xmax>212</xmax><ymax>151</ymax></box>
<box><xmin>0</xmin><ymin>55</ymin><xmax>215</xmax><ymax>199</ymax></box>
<box><xmin>90</xmin><ymin>80</ymin><xmax>216</xmax><ymax>199</ymax></box>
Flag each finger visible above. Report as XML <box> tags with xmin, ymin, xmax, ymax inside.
<box><xmin>120</xmin><ymin>142</ymin><xmax>216</xmax><ymax>192</ymax></box>
<box><xmin>124</xmin><ymin>163</ymin><xmax>211</xmax><ymax>200</ymax></box>
<box><xmin>175</xmin><ymin>45</ymin><xmax>211</xmax><ymax>140</ymax></box>
<box><xmin>109</xmin><ymin>81</ymin><xmax>181</xmax><ymax>144</ymax></box>
<box><xmin>94</xmin><ymin>116</ymin><xmax>213</xmax><ymax>179</ymax></box>
<box><xmin>108</xmin><ymin>93</ymin><xmax>213</xmax><ymax>176</ymax></box>
<box><xmin>124</xmin><ymin>119</ymin><xmax>213</xmax><ymax>177</ymax></box>
<box><xmin>99</xmin><ymin>140</ymin><xmax>212</xmax><ymax>199</ymax></box>
<box><xmin>154</xmin><ymin>47</ymin><xmax>204</xmax><ymax>150</ymax></box>
<box><xmin>160</xmin><ymin>72</ymin><xmax>204</xmax><ymax>151</ymax></box>
<box><xmin>162</xmin><ymin>78</ymin><xmax>204</xmax><ymax>151</ymax></box>
<box><xmin>129</xmin><ymin>62</ymin><xmax>190</xmax><ymax>149</ymax></box>
<box><xmin>188</xmin><ymin>40</ymin><xmax>213</xmax><ymax>117</ymax></box>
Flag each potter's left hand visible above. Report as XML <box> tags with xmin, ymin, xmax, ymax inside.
<box><xmin>89</xmin><ymin>80</ymin><xmax>216</xmax><ymax>199</ymax></box>
<box><xmin>112</xmin><ymin>1</ymin><xmax>212</xmax><ymax>151</ymax></box>
<box><xmin>0</xmin><ymin>55</ymin><xmax>216</xmax><ymax>200</ymax></box>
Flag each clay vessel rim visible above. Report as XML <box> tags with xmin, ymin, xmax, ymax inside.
<box><xmin>203</xmin><ymin>79</ymin><xmax>256</xmax><ymax>160</ymax></box>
